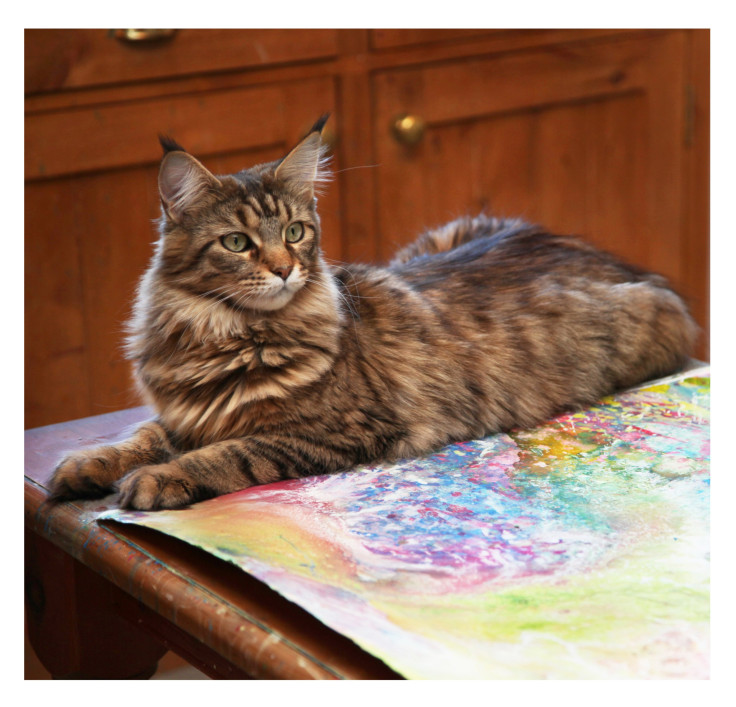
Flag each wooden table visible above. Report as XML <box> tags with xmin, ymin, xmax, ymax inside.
<box><xmin>24</xmin><ymin>408</ymin><xmax>402</xmax><ymax>680</ymax></box>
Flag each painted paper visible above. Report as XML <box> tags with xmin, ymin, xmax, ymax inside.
<box><xmin>103</xmin><ymin>368</ymin><xmax>710</xmax><ymax>679</ymax></box>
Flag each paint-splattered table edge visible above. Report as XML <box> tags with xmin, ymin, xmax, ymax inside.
<box><xmin>24</xmin><ymin>408</ymin><xmax>401</xmax><ymax>680</ymax></box>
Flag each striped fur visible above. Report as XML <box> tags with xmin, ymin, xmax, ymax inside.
<box><xmin>49</xmin><ymin>119</ymin><xmax>698</xmax><ymax>510</ymax></box>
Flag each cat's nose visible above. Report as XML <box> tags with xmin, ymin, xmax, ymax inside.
<box><xmin>271</xmin><ymin>264</ymin><xmax>293</xmax><ymax>281</ymax></box>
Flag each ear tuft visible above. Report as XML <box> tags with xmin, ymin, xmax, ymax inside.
<box><xmin>159</xmin><ymin>134</ymin><xmax>187</xmax><ymax>155</ymax></box>
<box><xmin>308</xmin><ymin>113</ymin><xmax>331</xmax><ymax>136</ymax></box>
<box><xmin>158</xmin><ymin>151</ymin><xmax>221</xmax><ymax>222</ymax></box>
<box><xmin>274</xmin><ymin>115</ymin><xmax>332</xmax><ymax>198</ymax></box>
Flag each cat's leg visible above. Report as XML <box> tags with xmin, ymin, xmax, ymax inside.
<box><xmin>116</xmin><ymin>433</ymin><xmax>334</xmax><ymax>510</ymax></box>
<box><xmin>49</xmin><ymin>420</ymin><xmax>178</xmax><ymax>501</ymax></box>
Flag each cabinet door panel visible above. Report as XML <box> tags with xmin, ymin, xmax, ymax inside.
<box><xmin>25</xmin><ymin>180</ymin><xmax>91</xmax><ymax>426</ymax></box>
<box><xmin>373</xmin><ymin>32</ymin><xmax>692</xmax><ymax>308</ymax></box>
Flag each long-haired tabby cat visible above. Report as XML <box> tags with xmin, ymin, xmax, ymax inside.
<box><xmin>49</xmin><ymin>115</ymin><xmax>697</xmax><ymax>510</ymax></box>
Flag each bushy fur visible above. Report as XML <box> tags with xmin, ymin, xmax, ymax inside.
<box><xmin>50</xmin><ymin>119</ymin><xmax>697</xmax><ymax>510</ymax></box>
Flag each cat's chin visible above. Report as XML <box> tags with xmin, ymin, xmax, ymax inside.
<box><xmin>245</xmin><ymin>287</ymin><xmax>299</xmax><ymax>312</ymax></box>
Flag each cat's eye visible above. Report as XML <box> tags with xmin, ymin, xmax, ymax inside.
<box><xmin>284</xmin><ymin>222</ymin><xmax>305</xmax><ymax>244</ymax></box>
<box><xmin>221</xmin><ymin>233</ymin><xmax>251</xmax><ymax>253</ymax></box>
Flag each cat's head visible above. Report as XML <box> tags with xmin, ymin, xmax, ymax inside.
<box><xmin>155</xmin><ymin>115</ymin><xmax>331</xmax><ymax>313</ymax></box>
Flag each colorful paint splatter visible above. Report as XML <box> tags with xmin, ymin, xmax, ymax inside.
<box><xmin>104</xmin><ymin>368</ymin><xmax>710</xmax><ymax>679</ymax></box>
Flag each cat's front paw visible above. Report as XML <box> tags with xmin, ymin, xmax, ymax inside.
<box><xmin>49</xmin><ymin>450</ymin><xmax>119</xmax><ymax>501</ymax></box>
<box><xmin>116</xmin><ymin>463</ymin><xmax>210</xmax><ymax>511</ymax></box>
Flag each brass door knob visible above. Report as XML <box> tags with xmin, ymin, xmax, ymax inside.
<box><xmin>112</xmin><ymin>29</ymin><xmax>178</xmax><ymax>43</ymax></box>
<box><xmin>391</xmin><ymin>114</ymin><xmax>426</xmax><ymax>146</ymax></box>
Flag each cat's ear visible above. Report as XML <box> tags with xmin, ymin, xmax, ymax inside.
<box><xmin>158</xmin><ymin>140</ymin><xmax>222</xmax><ymax>222</ymax></box>
<box><xmin>274</xmin><ymin>114</ymin><xmax>331</xmax><ymax>199</ymax></box>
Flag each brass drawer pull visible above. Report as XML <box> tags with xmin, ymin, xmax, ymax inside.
<box><xmin>391</xmin><ymin>114</ymin><xmax>426</xmax><ymax>146</ymax></box>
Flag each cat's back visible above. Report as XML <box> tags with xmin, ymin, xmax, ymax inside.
<box><xmin>390</xmin><ymin>216</ymin><xmax>661</xmax><ymax>296</ymax></box>
<box><xmin>329</xmin><ymin>215</ymin><xmax>695</xmax><ymax>419</ymax></box>
<box><xmin>330</xmin><ymin>217</ymin><xmax>675</xmax><ymax>336</ymax></box>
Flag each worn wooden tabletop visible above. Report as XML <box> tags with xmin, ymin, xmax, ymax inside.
<box><xmin>24</xmin><ymin>407</ymin><xmax>401</xmax><ymax>680</ymax></box>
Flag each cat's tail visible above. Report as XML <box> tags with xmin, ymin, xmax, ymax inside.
<box><xmin>389</xmin><ymin>213</ymin><xmax>528</xmax><ymax>266</ymax></box>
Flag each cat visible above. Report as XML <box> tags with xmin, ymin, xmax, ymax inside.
<box><xmin>49</xmin><ymin>115</ymin><xmax>698</xmax><ymax>511</ymax></box>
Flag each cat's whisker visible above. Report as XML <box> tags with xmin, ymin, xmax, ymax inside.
<box><xmin>331</xmin><ymin>163</ymin><xmax>380</xmax><ymax>175</ymax></box>
<box><xmin>228</xmin><ymin>289</ymin><xmax>257</xmax><ymax>312</ymax></box>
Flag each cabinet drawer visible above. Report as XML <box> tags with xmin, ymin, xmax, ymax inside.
<box><xmin>25</xmin><ymin>29</ymin><xmax>339</xmax><ymax>94</ymax></box>
<box><xmin>373</xmin><ymin>34</ymin><xmax>657</xmax><ymax>128</ymax></box>
<box><xmin>25</xmin><ymin>77</ymin><xmax>336</xmax><ymax>180</ymax></box>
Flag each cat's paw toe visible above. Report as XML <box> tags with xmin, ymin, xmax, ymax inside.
<box><xmin>49</xmin><ymin>453</ymin><xmax>116</xmax><ymax>501</ymax></box>
<box><xmin>116</xmin><ymin>464</ymin><xmax>199</xmax><ymax>510</ymax></box>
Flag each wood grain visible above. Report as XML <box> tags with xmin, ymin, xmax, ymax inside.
<box><xmin>25</xmin><ymin>179</ymin><xmax>91</xmax><ymax>426</ymax></box>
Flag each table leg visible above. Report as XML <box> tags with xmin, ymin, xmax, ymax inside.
<box><xmin>25</xmin><ymin>529</ymin><xmax>168</xmax><ymax>679</ymax></box>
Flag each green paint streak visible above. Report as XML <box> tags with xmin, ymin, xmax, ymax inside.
<box><xmin>376</xmin><ymin>555</ymin><xmax>708</xmax><ymax>647</ymax></box>
<box><xmin>684</xmin><ymin>377</ymin><xmax>710</xmax><ymax>389</ymax></box>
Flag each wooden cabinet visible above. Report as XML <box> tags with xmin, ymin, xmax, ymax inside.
<box><xmin>25</xmin><ymin>29</ymin><xmax>709</xmax><ymax>429</ymax></box>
